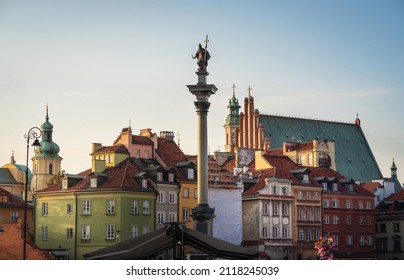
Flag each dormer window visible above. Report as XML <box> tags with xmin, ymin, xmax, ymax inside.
<box><xmin>272</xmin><ymin>185</ymin><xmax>277</xmax><ymax>194</ymax></box>
<box><xmin>302</xmin><ymin>174</ymin><xmax>309</xmax><ymax>183</ymax></box>
<box><xmin>187</xmin><ymin>168</ymin><xmax>194</xmax><ymax>179</ymax></box>
<box><xmin>168</xmin><ymin>173</ymin><xmax>174</xmax><ymax>182</ymax></box>
<box><xmin>322</xmin><ymin>182</ymin><xmax>328</xmax><ymax>190</ymax></box>
<box><xmin>90</xmin><ymin>178</ymin><xmax>97</xmax><ymax>188</ymax></box>
<box><xmin>142</xmin><ymin>179</ymin><xmax>148</xmax><ymax>188</ymax></box>
<box><xmin>157</xmin><ymin>172</ymin><xmax>163</xmax><ymax>182</ymax></box>
<box><xmin>332</xmin><ymin>183</ymin><xmax>338</xmax><ymax>192</ymax></box>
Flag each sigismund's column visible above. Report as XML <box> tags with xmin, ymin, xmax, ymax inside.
<box><xmin>187</xmin><ymin>36</ymin><xmax>217</xmax><ymax>235</ymax></box>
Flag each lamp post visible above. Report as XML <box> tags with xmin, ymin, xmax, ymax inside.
<box><xmin>23</xmin><ymin>127</ymin><xmax>42</xmax><ymax>260</ymax></box>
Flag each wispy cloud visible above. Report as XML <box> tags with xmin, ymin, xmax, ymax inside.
<box><xmin>63</xmin><ymin>91</ymin><xmax>101</xmax><ymax>97</ymax></box>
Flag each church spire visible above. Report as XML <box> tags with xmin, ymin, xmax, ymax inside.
<box><xmin>391</xmin><ymin>158</ymin><xmax>397</xmax><ymax>179</ymax></box>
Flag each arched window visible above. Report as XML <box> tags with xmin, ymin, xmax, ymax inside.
<box><xmin>49</xmin><ymin>163</ymin><xmax>53</xmax><ymax>175</ymax></box>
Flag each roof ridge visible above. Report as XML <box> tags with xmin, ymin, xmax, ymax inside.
<box><xmin>261</xmin><ymin>112</ymin><xmax>354</xmax><ymax>125</ymax></box>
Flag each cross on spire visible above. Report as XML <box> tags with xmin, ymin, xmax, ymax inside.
<box><xmin>247</xmin><ymin>85</ymin><xmax>252</xmax><ymax>97</ymax></box>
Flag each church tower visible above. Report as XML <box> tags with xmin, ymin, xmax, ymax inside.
<box><xmin>224</xmin><ymin>84</ymin><xmax>241</xmax><ymax>152</ymax></box>
<box><xmin>31</xmin><ymin>106</ymin><xmax>62</xmax><ymax>192</ymax></box>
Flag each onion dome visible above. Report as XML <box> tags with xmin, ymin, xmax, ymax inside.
<box><xmin>33</xmin><ymin>106</ymin><xmax>61</xmax><ymax>159</ymax></box>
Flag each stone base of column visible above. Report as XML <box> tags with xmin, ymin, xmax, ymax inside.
<box><xmin>191</xmin><ymin>204</ymin><xmax>215</xmax><ymax>235</ymax></box>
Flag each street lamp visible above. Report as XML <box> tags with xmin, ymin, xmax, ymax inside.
<box><xmin>23</xmin><ymin>127</ymin><xmax>42</xmax><ymax>260</ymax></box>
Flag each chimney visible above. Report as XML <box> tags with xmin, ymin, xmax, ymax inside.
<box><xmin>159</xmin><ymin>131</ymin><xmax>175</xmax><ymax>142</ymax></box>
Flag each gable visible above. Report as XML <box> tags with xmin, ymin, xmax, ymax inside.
<box><xmin>260</xmin><ymin>115</ymin><xmax>382</xmax><ymax>182</ymax></box>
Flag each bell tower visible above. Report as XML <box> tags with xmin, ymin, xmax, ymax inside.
<box><xmin>31</xmin><ymin>106</ymin><xmax>62</xmax><ymax>192</ymax></box>
<box><xmin>224</xmin><ymin>83</ymin><xmax>241</xmax><ymax>152</ymax></box>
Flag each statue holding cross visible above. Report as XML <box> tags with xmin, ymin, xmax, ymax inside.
<box><xmin>193</xmin><ymin>35</ymin><xmax>210</xmax><ymax>72</ymax></box>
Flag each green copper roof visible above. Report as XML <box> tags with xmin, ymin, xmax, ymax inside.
<box><xmin>259</xmin><ymin>114</ymin><xmax>383</xmax><ymax>182</ymax></box>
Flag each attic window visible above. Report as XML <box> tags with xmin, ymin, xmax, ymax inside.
<box><xmin>187</xmin><ymin>168</ymin><xmax>194</xmax><ymax>180</ymax></box>
<box><xmin>90</xmin><ymin>178</ymin><xmax>97</xmax><ymax>188</ymax></box>
<box><xmin>142</xmin><ymin>179</ymin><xmax>148</xmax><ymax>188</ymax></box>
<box><xmin>157</xmin><ymin>172</ymin><xmax>163</xmax><ymax>182</ymax></box>
<box><xmin>168</xmin><ymin>173</ymin><xmax>174</xmax><ymax>182</ymax></box>
<box><xmin>302</xmin><ymin>174</ymin><xmax>309</xmax><ymax>183</ymax></box>
<box><xmin>322</xmin><ymin>182</ymin><xmax>328</xmax><ymax>191</ymax></box>
<box><xmin>332</xmin><ymin>183</ymin><xmax>338</xmax><ymax>191</ymax></box>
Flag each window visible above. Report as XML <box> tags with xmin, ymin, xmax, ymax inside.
<box><xmin>297</xmin><ymin>191</ymin><xmax>302</xmax><ymax>199</ymax></box>
<box><xmin>303</xmin><ymin>174</ymin><xmax>309</xmax><ymax>183</ymax></box>
<box><xmin>306</xmin><ymin>209</ymin><xmax>311</xmax><ymax>221</ymax></box>
<box><xmin>367</xmin><ymin>236</ymin><xmax>373</xmax><ymax>246</ymax></box>
<box><xmin>298</xmin><ymin>208</ymin><xmax>303</xmax><ymax>220</ymax></box>
<box><xmin>394</xmin><ymin>223</ymin><xmax>400</xmax><ymax>232</ymax></box>
<box><xmin>143</xmin><ymin>200</ymin><xmax>150</xmax><ymax>214</ymax></box>
<box><xmin>333</xmin><ymin>235</ymin><xmax>339</xmax><ymax>245</ymax></box>
<box><xmin>143</xmin><ymin>225</ymin><xmax>150</xmax><ymax>234</ymax></box>
<box><xmin>306</xmin><ymin>229</ymin><xmax>311</xmax><ymax>241</ymax></box>
<box><xmin>131</xmin><ymin>225</ymin><xmax>138</xmax><ymax>238</ymax></box>
<box><xmin>188</xmin><ymin>168</ymin><xmax>194</xmax><ymax>179</ymax></box>
<box><xmin>366</xmin><ymin>202</ymin><xmax>371</xmax><ymax>209</ymax></box>
<box><xmin>308</xmin><ymin>154</ymin><xmax>313</xmax><ymax>166</ymax></box>
<box><xmin>272</xmin><ymin>203</ymin><xmax>279</xmax><ymax>215</ymax></box>
<box><xmin>106</xmin><ymin>224</ymin><xmax>115</xmax><ymax>240</ymax></box>
<box><xmin>169</xmin><ymin>212</ymin><xmax>177</xmax><ymax>222</ymax></box>
<box><xmin>366</xmin><ymin>216</ymin><xmax>372</xmax><ymax>225</ymax></box>
<box><xmin>131</xmin><ymin>200</ymin><xmax>139</xmax><ymax>214</ymax></box>
<box><xmin>358</xmin><ymin>201</ymin><xmax>364</xmax><ymax>209</ymax></box>
<box><xmin>49</xmin><ymin>163</ymin><xmax>53</xmax><ymax>175</ymax></box>
<box><xmin>272</xmin><ymin>186</ymin><xmax>277</xmax><ymax>194</ymax></box>
<box><xmin>183</xmin><ymin>188</ymin><xmax>189</xmax><ymax>198</ymax></box>
<box><xmin>157</xmin><ymin>191</ymin><xmax>165</xmax><ymax>203</ymax></box>
<box><xmin>298</xmin><ymin>229</ymin><xmax>304</xmax><ymax>240</ymax></box>
<box><xmin>82</xmin><ymin>200</ymin><xmax>90</xmax><ymax>215</ymax></box>
<box><xmin>306</xmin><ymin>192</ymin><xmax>311</xmax><ymax>200</ymax></box>
<box><xmin>324</xmin><ymin>199</ymin><xmax>329</xmax><ymax>208</ymax></box>
<box><xmin>67</xmin><ymin>204</ymin><xmax>73</xmax><ymax>214</ymax></box>
<box><xmin>314</xmin><ymin>229</ymin><xmax>320</xmax><ymax>240</ymax></box>
<box><xmin>314</xmin><ymin>192</ymin><xmax>319</xmax><ymax>200</ymax></box>
<box><xmin>194</xmin><ymin>189</ymin><xmax>198</xmax><ymax>199</ymax></box>
<box><xmin>157</xmin><ymin>212</ymin><xmax>165</xmax><ymax>224</ymax></box>
<box><xmin>168</xmin><ymin>173</ymin><xmax>174</xmax><ymax>182</ymax></box>
<box><xmin>262</xmin><ymin>226</ymin><xmax>268</xmax><ymax>238</ymax></box>
<box><xmin>182</xmin><ymin>208</ymin><xmax>190</xmax><ymax>221</ymax></box>
<box><xmin>106</xmin><ymin>199</ymin><xmax>115</xmax><ymax>214</ymax></box>
<box><xmin>42</xmin><ymin>202</ymin><xmax>48</xmax><ymax>216</ymax></box>
<box><xmin>90</xmin><ymin>178</ymin><xmax>97</xmax><ymax>188</ymax></box>
<box><xmin>346</xmin><ymin>235</ymin><xmax>353</xmax><ymax>245</ymax></box>
<box><xmin>359</xmin><ymin>216</ymin><xmax>364</xmax><ymax>225</ymax></box>
<box><xmin>360</xmin><ymin>235</ymin><xmax>365</xmax><ymax>246</ymax></box>
<box><xmin>324</xmin><ymin>215</ymin><xmax>330</xmax><ymax>224</ymax></box>
<box><xmin>282</xmin><ymin>187</ymin><xmax>288</xmax><ymax>195</ymax></box>
<box><xmin>300</xmin><ymin>154</ymin><xmax>306</xmax><ymax>166</ymax></box>
<box><xmin>345</xmin><ymin>200</ymin><xmax>351</xmax><ymax>208</ymax></box>
<box><xmin>41</xmin><ymin>226</ymin><xmax>48</xmax><ymax>241</ymax></box>
<box><xmin>10</xmin><ymin>211</ymin><xmax>18</xmax><ymax>221</ymax></box>
<box><xmin>314</xmin><ymin>209</ymin><xmax>320</xmax><ymax>221</ymax></box>
<box><xmin>282</xmin><ymin>203</ymin><xmax>289</xmax><ymax>215</ymax></box>
<box><xmin>157</xmin><ymin>172</ymin><xmax>163</xmax><ymax>182</ymax></box>
<box><xmin>346</xmin><ymin>215</ymin><xmax>352</xmax><ymax>225</ymax></box>
<box><xmin>332</xmin><ymin>199</ymin><xmax>339</xmax><ymax>208</ymax></box>
<box><xmin>263</xmin><ymin>202</ymin><xmax>269</xmax><ymax>215</ymax></box>
<box><xmin>142</xmin><ymin>179</ymin><xmax>148</xmax><ymax>188</ymax></box>
<box><xmin>144</xmin><ymin>150</ymin><xmax>150</xmax><ymax>159</ymax></box>
<box><xmin>282</xmin><ymin>227</ymin><xmax>289</xmax><ymax>239</ymax></box>
<box><xmin>272</xmin><ymin>226</ymin><xmax>279</xmax><ymax>238</ymax></box>
<box><xmin>333</xmin><ymin>215</ymin><xmax>339</xmax><ymax>225</ymax></box>
<box><xmin>66</xmin><ymin>228</ymin><xmax>73</xmax><ymax>238</ymax></box>
<box><xmin>135</xmin><ymin>149</ymin><xmax>140</xmax><ymax>158</ymax></box>
<box><xmin>82</xmin><ymin>225</ymin><xmax>91</xmax><ymax>240</ymax></box>
<box><xmin>322</xmin><ymin>182</ymin><xmax>328</xmax><ymax>191</ymax></box>
<box><xmin>332</xmin><ymin>183</ymin><xmax>338</xmax><ymax>191</ymax></box>
<box><xmin>169</xmin><ymin>192</ymin><xmax>177</xmax><ymax>204</ymax></box>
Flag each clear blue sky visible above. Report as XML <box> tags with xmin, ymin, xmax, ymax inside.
<box><xmin>0</xmin><ymin>0</ymin><xmax>403</xmax><ymax>184</ymax></box>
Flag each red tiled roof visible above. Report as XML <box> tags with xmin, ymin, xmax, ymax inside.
<box><xmin>132</xmin><ymin>135</ymin><xmax>153</xmax><ymax>145</ymax></box>
<box><xmin>360</xmin><ymin>182</ymin><xmax>382</xmax><ymax>193</ymax></box>
<box><xmin>36</xmin><ymin>159</ymin><xmax>155</xmax><ymax>193</ymax></box>
<box><xmin>156</xmin><ymin>137</ymin><xmax>188</xmax><ymax>179</ymax></box>
<box><xmin>0</xmin><ymin>187</ymin><xmax>30</xmax><ymax>208</ymax></box>
<box><xmin>385</xmin><ymin>188</ymin><xmax>404</xmax><ymax>201</ymax></box>
<box><xmin>91</xmin><ymin>144</ymin><xmax>129</xmax><ymax>155</ymax></box>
